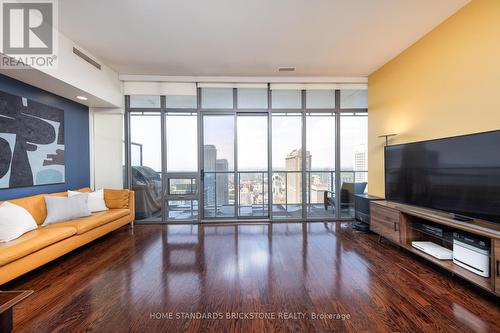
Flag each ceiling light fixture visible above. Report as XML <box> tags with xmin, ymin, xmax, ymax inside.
<box><xmin>76</xmin><ymin>95</ymin><xmax>88</xmax><ymax>101</ymax></box>
<box><xmin>278</xmin><ymin>67</ymin><xmax>295</xmax><ymax>72</ymax></box>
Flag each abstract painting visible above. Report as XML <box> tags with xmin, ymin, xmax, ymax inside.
<box><xmin>0</xmin><ymin>90</ymin><xmax>64</xmax><ymax>188</ymax></box>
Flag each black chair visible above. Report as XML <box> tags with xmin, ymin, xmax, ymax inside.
<box><xmin>324</xmin><ymin>182</ymin><xmax>367</xmax><ymax>211</ymax></box>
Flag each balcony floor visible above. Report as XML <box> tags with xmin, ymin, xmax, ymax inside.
<box><xmin>167</xmin><ymin>204</ymin><xmax>352</xmax><ymax>220</ymax></box>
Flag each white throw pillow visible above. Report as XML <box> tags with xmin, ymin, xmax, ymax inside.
<box><xmin>68</xmin><ymin>189</ymin><xmax>108</xmax><ymax>213</ymax></box>
<box><xmin>0</xmin><ymin>202</ymin><xmax>38</xmax><ymax>242</ymax></box>
<box><xmin>43</xmin><ymin>194</ymin><xmax>91</xmax><ymax>226</ymax></box>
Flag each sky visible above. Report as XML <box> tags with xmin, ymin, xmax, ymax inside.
<box><xmin>130</xmin><ymin>113</ymin><xmax>367</xmax><ymax>172</ymax></box>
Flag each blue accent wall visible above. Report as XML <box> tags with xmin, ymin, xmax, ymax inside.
<box><xmin>0</xmin><ymin>74</ymin><xmax>90</xmax><ymax>200</ymax></box>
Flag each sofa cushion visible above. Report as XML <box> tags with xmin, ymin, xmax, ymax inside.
<box><xmin>0</xmin><ymin>202</ymin><xmax>38</xmax><ymax>242</ymax></box>
<box><xmin>104</xmin><ymin>189</ymin><xmax>130</xmax><ymax>209</ymax></box>
<box><xmin>4</xmin><ymin>188</ymin><xmax>92</xmax><ymax>225</ymax></box>
<box><xmin>68</xmin><ymin>189</ymin><xmax>108</xmax><ymax>213</ymax></box>
<box><xmin>43</xmin><ymin>194</ymin><xmax>91</xmax><ymax>226</ymax></box>
<box><xmin>0</xmin><ymin>226</ymin><xmax>77</xmax><ymax>267</ymax></box>
<box><xmin>45</xmin><ymin>209</ymin><xmax>130</xmax><ymax>235</ymax></box>
<box><xmin>7</xmin><ymin>194</ymin><xmax>60</xmax><ymax>225</ymax></box>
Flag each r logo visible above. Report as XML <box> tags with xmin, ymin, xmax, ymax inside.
<box><xmin>2</xmin><ymin>1</ymin><xmax>53</xmax><ymax>54</ymax></box>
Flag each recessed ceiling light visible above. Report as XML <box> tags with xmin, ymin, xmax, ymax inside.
<box><xmin>76</xmin><ymin>95</ymin><xmax>88</xmax><ymax>101</ymax></box>
<box><xmin>278</xmin><ymin>67</ymin><xmax>295</xmax><ymax>72</ymax></box>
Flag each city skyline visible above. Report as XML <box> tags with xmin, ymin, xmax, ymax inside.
<box><xmin>201</xmin><ymin>143</ymin><xmax>367</xmax><ymax>212</ymax></box>
<box><xmin>130</xmin><ymin>113</ymin><xmax>367</xmax><ymax>172</ymax></box>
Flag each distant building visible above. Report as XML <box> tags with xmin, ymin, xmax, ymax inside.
<box><xmin>272</xmin><ymin>173</ymin><xmax>285</xmax><ymax>204</ymax></box>
<box><xmin>310</xmin><ymin>174</ymin><xmax>330</xmax><ymax>204</ymax></box>
<box><xmin>203</xmin><ymin>145</ymin><xmax>216</xmax><ymax>208</ymax></box>
<box><xmin>216</xmin><ymin>159</ymin><xmax>229</xmax><ymax>206</ymax></box>
<box><xmin>285</xmin><ymin>149</ymin><xmax>311</xmax><ymax>203</ymax></box>
<box><xmin>203</xmin><ymin>145</ymin><xmax>230</xmax><ymax>208</ymax></box>
<box><xmin>341</xmin><ymin>172</ymin><xmax>354</xmax><ymax>184</ymax></box>
<box><xmin>239</xmin><ymin>187</ymin><xmax>252</xmax><ymax>205</ymax></box>
<box><xmin>354</xmin><ymin>144</ymin><xmax>367</xmax><ymax>182</ymax></box>
<box><xmin>204</xmin><ymin>145</ymin><xmax>217</xmax><ymax>171</ymax></box>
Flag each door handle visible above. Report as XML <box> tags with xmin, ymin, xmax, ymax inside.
<box><xmin>394</xmin><ymin>222</ymin><xmax>399</xmax><ymax>232</ymax></box>
<box><xmin>200</xmin><ymin>169</ymin><xmax>204</xmax><ymax>181</ymax></box>
<box><xmin>497</xmin><ymin>260</ymin><xmax>500</xmax><ymax>277</ymax></box>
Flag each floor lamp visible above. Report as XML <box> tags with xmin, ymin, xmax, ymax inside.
<box><xmin>378</xmin><ymin>134</ymin><xmax>397</xmax><ymax>146</ymax></box>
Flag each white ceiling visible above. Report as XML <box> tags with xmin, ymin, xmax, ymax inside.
<box><xmin>59</xmin><ymin>0</ymin><xmax>470</xmax><ymax>77</ymax></box>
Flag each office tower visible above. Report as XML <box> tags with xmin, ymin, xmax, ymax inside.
<box><xmin>354</xmin><ymin>144</ymin><xmax>367</xmax><ymax>182</ymax></box>
<box><xmin>285</xmin><ymin>149</ymin><xmax>311</xmax><ymax>203</ymax></box>
<box><xmin>310</xmin><ymin>174</ymin><xmax>330</xmax><ymax>204</ymax></box>
<box><xmin>203</xmin><ymin>145</ymin><xmax>217</xmax><ymax>208</ymax></box>
<box><xmin>216</xmin><ymin>159</ymin><xmax>229</xmax><ymax>206</ymax></box>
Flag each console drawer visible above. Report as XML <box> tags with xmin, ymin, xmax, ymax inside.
<box><xmin>370</xmin><ymin>203</ymin><xmax>400</xmax><ymax>243</ymax></box>
<box><xmin>371</xmin><ymin>204</ymin><xmax>399</xmax><ymax>222</ymax></box>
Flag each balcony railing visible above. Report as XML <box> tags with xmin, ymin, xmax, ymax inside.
<box><xmin>165</xmin><ymin>170</ymin><xmax>368</xmax><ymax>220</ymax></box>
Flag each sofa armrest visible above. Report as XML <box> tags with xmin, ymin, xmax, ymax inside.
<box><xmin>103</xmin><ymin>189</ymin><xmax>135</xmax><ymax>222</ymax></box>
<box><xmin>128</xmin><ymin>190</ymin><xmax>135</xmax><ymax>221</ymax></box>
<box><xmin>104</xmin><ymin>189</ymin><xmax>131</xmax><ymax>209</ymax></box>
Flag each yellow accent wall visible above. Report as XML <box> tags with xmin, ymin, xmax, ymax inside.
<box><xmin>368</xmin><ymin>0</ymin><xmax>500</xmax><ymax>197</ymax></box>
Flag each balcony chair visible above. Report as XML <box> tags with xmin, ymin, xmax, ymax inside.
<box><xmin>324</xmin><ymin>182</ymin><xmax>367</xmax><ymax>211</ymax></box>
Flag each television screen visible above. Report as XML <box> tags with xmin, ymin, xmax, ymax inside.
<box><xmin>385</xmin><ymin>130</ymin><xmax>500</xmax><ymax>224</ymax></box>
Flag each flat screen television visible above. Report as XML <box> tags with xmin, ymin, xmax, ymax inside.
<box><xmin>385</xmin><ymin>130</ymin><xmax>500</xmax><ymax>224</ymax></box>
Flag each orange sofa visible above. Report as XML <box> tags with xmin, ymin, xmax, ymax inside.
<box><xmin>0</xmin><ymin>188</ymin><xmax>135</xmax><ymax>285</ymax></box>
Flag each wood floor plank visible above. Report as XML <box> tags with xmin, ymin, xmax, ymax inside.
<box><xmin>4</xmin><ymin>223</ymin><xmax>500</xmax><ymax>333</ymax></box>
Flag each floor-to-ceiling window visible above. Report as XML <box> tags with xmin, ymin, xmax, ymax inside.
<box><xmin>202</xmin><ymin>113</ymin><xmax>235</xmax><ymax>218</ymax></box>
<box><xmin>271</xmin><ymin>112</ymin><xmax>302</xmax><ymax>219</ymax></box>
<box><xmin>125</xmin><ymin>84</ymin><xmax>367</xmax><ymax>223</ymax></box>
<box><xmin>200</xmin><ymin>86</ymin><xmax>271</xmax><ymax>220</ymax></box>
<box><xmin>271</xmin><ymin>88</ymin><xmax>303</xmax><ymax>219</ymax></box>
<box><xmin>237</xmin><ymin>114</ymin><xmax>269</xmax><ymax>217</ymax></box>
<box><xmin>339</xmin><ymin>89</ymin><xmax>368</xmax><ymax>218</ymax></box>
<box><xmin>201</xmin><ymin>87</ymin><xmax>237</xmax><ymax>219</ymax></box>
<box><xmin>164</xmin><ymin>94</ymin><xmax>199</xmax><ymax>222</ymax></box>
<box><xmin>165</xmin><ymin>111</ymin><xmax>199</xmax><ymax>221</ymax></box>
<box><xmin>128</xmin><ymin>96</ymin><xmax>162</xmax><ymax>222</ymax></box>
<box><xmin>304</xmin><ymin>89</ymin><xmax>337</xmax><ymax>218</ymax></box>
<box><xmin>306</xmin><ymin>112</ymin><xmax>336</xmax><ymax>218</ymax></box>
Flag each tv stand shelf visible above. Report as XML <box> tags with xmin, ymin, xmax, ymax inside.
<box><xmin>401</xmin><ymin>243</ymin><xmax>491</xmax><ymax>290</ymax></box>
<box><xmin>370</xmin><ymin>201</ymin><xmax>500</xmax><ymax>296</ymax></box>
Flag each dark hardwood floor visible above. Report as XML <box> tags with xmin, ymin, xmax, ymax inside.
<box><xmin>5</xmin><ymin>222</ymin><xmax>500</xmax><ymax>333</ymax></box>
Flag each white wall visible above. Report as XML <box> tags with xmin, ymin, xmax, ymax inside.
<box><xmin>1</xmin><ymin>32</ymin><xmax>122</xmax><ymax>108</ymax></box>
<box><xmin>41</xmin><ymin>33</ymin><xmax>123</xmax><ymax>107</ymax></box>
<box><xmin>90</xmin><ymin>108</ymin><xmax>124</xmax><ymax>189</ymax></box>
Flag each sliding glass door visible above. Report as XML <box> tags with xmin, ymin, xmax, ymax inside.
<box><xmin>201</xmin><ymin>113</ymin><xmax>270</xmax><ymax>220</ymax></box>
<box><xmin>202</xmin><ymin>114</ymin><xmax>236</xmax><ymax>218</ymax></box>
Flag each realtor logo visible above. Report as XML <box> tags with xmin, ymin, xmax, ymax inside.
<box><xmin>0</xmin><ymin>0</ymin><xmax>58</xmax><ymax>68</ymax></box>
